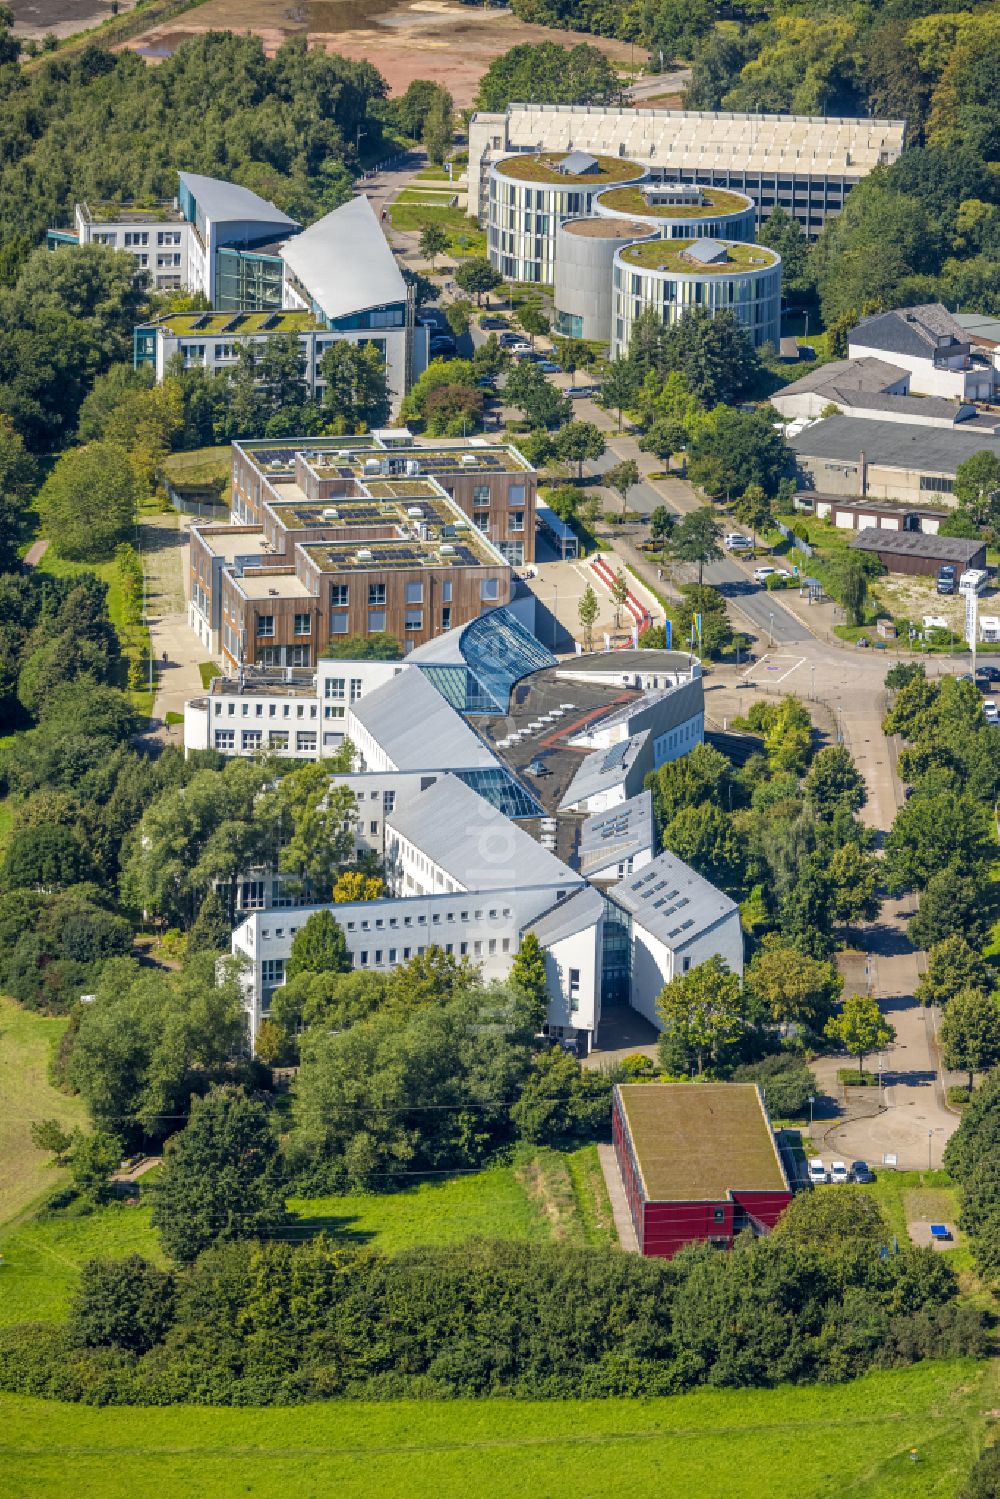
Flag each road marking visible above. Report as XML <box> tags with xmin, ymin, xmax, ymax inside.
<box><xmin>741</xmin><ymin>651</ymin><xmax>804</xmax><ymax>683</ymax></box>
<box><xmin>774</xmin><ymin>655</ymin><xmax>807</xmax><ymax>683</ymax></box>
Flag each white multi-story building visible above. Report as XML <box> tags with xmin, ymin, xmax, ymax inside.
<box><xmin>847</xmin><ymin>304</ymin><xmax>1000</xmax><ymax>403</ymax></box>
<box><xmin>49</xmin><ymin>171</ymin><xmax>299</xmax><ymax>302</ymax></box>
<box><xmin>225</xmin><ymin>634</ymin><xmax>734</xmax><ymax>1052</ymax></box>
<box><xmin>611</xmin><ymin>237</ymin><xmax>782</xmax><ymax>356</ymax></box>
<box><xmin>134</xmin><ymin>196</ymin><xmax>428</xmax><ymax>405</ymax></box>
<box><xmin>470</xmin><ymin>105</ymin><xmax>906</xmax><ymax>237</ymax></box>
<box><xmin>487</xmin><ymin>150</ymin><xmax>646</xmax><ymax>284</ymax></box>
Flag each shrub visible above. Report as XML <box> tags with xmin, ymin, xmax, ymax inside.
<box><xmin>838</xmin><ymin>1067</ymin><xmax>879</xmax><ymax>1086</ymax></box>
<box><xmin>947</xmin><ymin>1085</ymin><xmax>973</xmax><ymax>1108</ymax></box>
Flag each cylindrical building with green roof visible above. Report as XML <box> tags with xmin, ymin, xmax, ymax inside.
<box><xmin>594</xmin><ymin>181</ymin><xmax>756</xmax><ymax>242</ymax></box>
<box><xmin>611</xmin><ymin>238</ymin><xmax>782</xmax><ymax>356</ymax></box>
<box><xmin>487</xmin><ymin>150</ymin><xmax>646</xmax><ymax>285</ymax></box>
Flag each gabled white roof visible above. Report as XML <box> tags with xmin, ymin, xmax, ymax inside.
<box><xmin>387</xmin><ymin>774</ymin><xmax>581</xmax><ymax>892</ymax></box>
<box><xmin>280</xmin><ymin>196</ymin><xmax>407</xmax><ymax>321</ymax></box>
<box><xmin>177</xmin><ymin>172</ymin><xmax>298</xmax><ymax>229</ymax></box>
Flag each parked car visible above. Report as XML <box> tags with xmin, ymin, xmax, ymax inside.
<box><xmin>537</xmin><ymin>359</ymin><xmax>560</xmax><ymax>373</ymax></box>
<box><xmin>808</xmin><ymin>1158</ymin><xmax>828</xmax><ymax>1186</ymax></box>
<box><xmin>480</xmin><ymin>316</ymin><xmax>508</xmax><ymax>330</ymax></box>
<box><xmin>976</xmin><ymin>665</ymin><xmax>1000</xmax><ymax>684</ymax></box>
<box><xmin>937</xmin><ymin>564</ymin><xmax>957</xmax><ymax>595</ymax></box>
<box><xmin>724</xmin><ymin>533</ymin><xmax>751</xmax><ymax>550</ymax></box>
<box><xmin>753</xmin><ymin>564</ymin><xmax>780</xmax><ymax>583</ymax></box>
<box><xmin>829</xmin><ymin>1161</ymin><xmax>850</xmax><ymax>1184</ymax></box>
<box><xmin>983</xmin><ymin>699</ymin><xmax>999</xmax><ymax>724</ymax></box>
<box><xmin>851</xmin><ymin>1160</ymin><xmax>876</xmax><ymax>1184</ymax></box>
<box><xmin>498</xmin><ymin>332</ymin><xmax>523</xmax><ymax>349</ymax></box>
<box><xmin>566</xmin><ymin>383</ymin><xmax>601</xmax><ymax>397</ymax></box>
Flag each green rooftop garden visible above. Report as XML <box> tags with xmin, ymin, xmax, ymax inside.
<box><xmin>598</xmin><ymin>184</ymin><xmax>753</xmax><ymax>219</ymax></box>
<box><xmin>618</xmin><ymin>239</ymin><xmax>778</xmax><ymax>275</ymax></box>
<box><xmin>152</xmin><ymin>310</ymin><xmax>321</xmax><ymax>336</ymax></box>
<box><xmin>497</xmin><ymin>152</ymin><xmax>643</xmax><ymax>186</ymax></box>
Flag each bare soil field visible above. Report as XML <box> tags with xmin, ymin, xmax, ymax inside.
<box><xmin>11</xmin><ymin>0</ymin><xmax>141</xmax><ymax>40</ymax></box>
<box><xmin>117</xmin><ymin>0</ymin><xmax>640</xmax><ymax>104</ymax></box>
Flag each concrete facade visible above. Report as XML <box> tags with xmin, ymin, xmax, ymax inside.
<box><xmin>470</xmin><ymin>106</ymin><xmax>906</xmax><ymax>237</ymax></box>
<box><xmin>553</xmin><ymin>216</ymin><xmax>656</xmax><ymax>342</ymax></box>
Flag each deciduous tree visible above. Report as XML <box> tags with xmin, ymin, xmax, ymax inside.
<box><xmin>825</xmin><ymin>992</ymin><xmax>895</xmax><ymax>1078</ymax></box>
<box><xmin>656</xmin><ymin>955</ymin><xmax>746</xmax><ymax>1074</ymax></box>
<box><xmin>940</xmin><ymin>988</ymin><xmax>1000</xmax><ymax>1094</ymax></box>
<box><xmin>150</xmin><ymin>1086</ymin><xmax>288</xmax><ymax>1262</ymax></box>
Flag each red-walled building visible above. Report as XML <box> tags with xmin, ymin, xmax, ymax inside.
<box><xmin>612</xmin><ymin>1082</ymin><xmax>792</xmax><ymax>1258</ymax></box>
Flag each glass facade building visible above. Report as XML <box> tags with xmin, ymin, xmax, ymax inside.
<box><xmin>415</xmin><ymin>607</ymin><xmax>557</xmax><ymax>715</ymax></box>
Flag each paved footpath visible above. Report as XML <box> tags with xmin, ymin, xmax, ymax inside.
<box><xmin>138</xmin><ymin>512</ymin><xmax>204</xmax><ymax>744</ymax></box>
<box><xmin>597</xmin><ymin>1143</ymin><xmax>638</xmax><ymax>1252</ymax></box>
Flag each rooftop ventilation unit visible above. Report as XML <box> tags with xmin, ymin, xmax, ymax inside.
<box><xmin>407</xmin><ymin>506</ymin><xmax>424</xmax><ymax>518</ymax></box>
<box><xmin>439</xmin><ymin>544</ymin><xmax>456</xmax><ymax>555</ymax></box>
<box><xmin>364</xmin><ymin>457</ymin><xmax>380</xmax><ymax>473</ymax></box>
<box><xmin>405</xmin><ymin>459</ymin><xmax>421</xmax><ymax>476</ymax></box>
<box><xmin>460</xmin><ymin>453</ymin><xmax>477</xmax><ymax>466</ymax></box>
<box><xmin>453</xmin><ymin>520</ymin><xmax>468</xmax><ymax>529</ymax></box>
<box><xmin>322</xmin><ymin>508</ymin><xmax>339</xmax><ymax>519</ymax></box>
<box><xmin>356</xmin><ymin>548</ymin><xmax>373</xmax><ymax>561</ymax></box>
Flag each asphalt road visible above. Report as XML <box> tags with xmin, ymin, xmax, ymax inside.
<box><xmin>702</xmin><ymin>558</ymin><xmax>814</xmax><ymax>644</ymax></box>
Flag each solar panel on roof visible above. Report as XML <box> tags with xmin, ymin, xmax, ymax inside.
<box><xmin>601</xmin><ymin>740</ymin><xmax>631</xmax><ymax>772</ymax></box>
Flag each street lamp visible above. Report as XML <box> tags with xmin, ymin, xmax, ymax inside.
<box><xmin>808</xmin><ymin>1094</ymin><xmax>815</xmax><ymax>1130</ymax></box>
<box><xmin>927</xmin><ymin>1130</ymin><xmax>933</xmax><ymax>1171</ymax></box>
<box><xmin>768</xmin><ymin>611</ymin><xmax>774</xmax><ymax>649</ymax></box>
<box><xmin>553</xmin><ymin>580</ymin><xmax>559</xmax><ymax>649</ymax></box>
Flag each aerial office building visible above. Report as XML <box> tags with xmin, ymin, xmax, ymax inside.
<box><xmin>470</xmin><ymin>105</ymin><xmax>906</xmax><ymax>237</ymax></box>
<box><xmin>487</xmin><ymin>150</ymin><xmax>646</xmax><ymax>284</ymax></box>
<box><xmin>611</xmin><ymin>238</ymin><xmax>782</xmax><ymax>355</ymax></box>
<box><xmin>594</xmin><ymin>181</ymin><xmax>756</xmax><ymax>241</ymax></box>
<box><xmin>187</xmin><ymin>433</ymin><xmax>535</xmax><ymax>668</ymax></box>
<box><xmin>132</xmin><ymin>196</ymin><xmax>428</xmax><ymax>404</ymax></box>
<box><xmin>228</xmin><ymin>433</ymin><xmax>535</xmax><ymax>564</ymax></box>
<box><xmin>49</xmin><ymin>170</ymin><xmax>299</xmax><ymax>304</ymax></box>
<box><xmin>225</xmin><ymin>645</ymin><xmax>731</xmax><ymax>1055</ymax></box>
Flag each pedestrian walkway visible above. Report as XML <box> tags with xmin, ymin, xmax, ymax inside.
<box><xmin>597</xmin><ymin>1143</ymin><xmax>638</xmax><ymax>1253</ymax></box>
<box><xmin>137</xmin><ymin>512</ymin><xmax>204</xmax><ymax>742</ymax></box>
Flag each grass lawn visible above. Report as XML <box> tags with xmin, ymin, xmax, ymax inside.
<box><xmin>162</xmin><ymin>445</ymin><xmax>231</xmax><ymax>496</ymax></box>
<box><xmin>0</xmin><ymin>1200</ymin><xmax>165</xmax><ymax>1328</ymax></box>
<box><xmin>288</xmin><ymin>1146</ymin><xmax>615</xmax><ymax>1253</ymax></box>
<box><xmin>1</xmin><ymin>1149</ymin><xmax>614</xmax><ymax>1326</ymax></box>
<box><xmin>389</xmin><ymin>201</ymin><xmax>485</xmax><ymax>257</ymax></box>
<box><xmin>857</xmin><ymin>1170</ymin><xmax>976</xmax><ymax>1276</ymax></box>
<box><xmin>288</xmin><ymin>1162</ymin><xmax>551</xmax><ymax>1252</ymax></box>
<box><xmin>0</xmin><ymin>998</ymin><xmax>85</xmax><ymax>1232</ymax></box>
<box><xmin>0</xmin><ymin>1360</ymin><xmax>992</xmax><ymax>1498</ymax></box>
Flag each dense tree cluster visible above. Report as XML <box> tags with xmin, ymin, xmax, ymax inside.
<box><xmin>0</xmin><ymin>1189</ymin><xmax>979</xmax><ymax>1405</ymax></box>
<box><xmin>0</xmin><ymin>35</ymin><xmax>385</xmax><ymax>280</ymax></box>
<box><xmin>474</xmin><ymin>42</ymin><xmax>621</xmax><ymax>112</ymax></box>
<box><xmin>646</xmin><ymin>725</ymin><xmax>877</xmax><ymax>966</ymax></box>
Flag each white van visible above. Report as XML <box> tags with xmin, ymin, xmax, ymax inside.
<box><xmin>959</xmin><ymin>568</ymin><xmax>988</xmax><ymax>596</ymax></box>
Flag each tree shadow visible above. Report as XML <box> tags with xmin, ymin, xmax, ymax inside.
<box><xmin>290</xmin><ymin>1212</ymin><xmax>377</xmax><ymax>1244</ymax></box>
